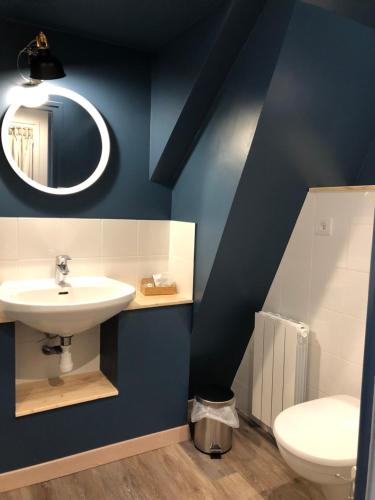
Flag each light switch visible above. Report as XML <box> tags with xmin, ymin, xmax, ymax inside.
<box><xmin>315</xmin><ymin>218</ymin><xmax>333</xmax><ymax>236</ymax></box>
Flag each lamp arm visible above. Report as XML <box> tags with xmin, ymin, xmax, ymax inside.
<box><xmin>16</xmin><ymin>39</ymin><xmax>37</xmax><ymax>82</ymax></box>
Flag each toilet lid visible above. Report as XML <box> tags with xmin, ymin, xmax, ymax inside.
<box><xmin>273</xmin><ymin>395</ymin><xmax>360</xmax><ymax>467</ymax></box>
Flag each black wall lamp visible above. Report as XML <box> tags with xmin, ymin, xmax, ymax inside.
<box><xmin>18</xmin><ymin>32</ymin><xmax>65</xmax><ymax>82</ymax></box>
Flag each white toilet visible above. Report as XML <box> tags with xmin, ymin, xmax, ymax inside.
<box><xmin>273</xmin><ymin>395</ymin><xmax>360</xmax><ymax>500</ymax></box>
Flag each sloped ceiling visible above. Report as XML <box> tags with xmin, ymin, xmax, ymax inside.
<box><xmin>0</xmin><ymin>0</ymin><xmax>225</xmax><ymax>51</ymax></box>
<box><xmin>150</xmin><ymin>0</ymin><xmax>266</xmax><ymax>185</ymax></box>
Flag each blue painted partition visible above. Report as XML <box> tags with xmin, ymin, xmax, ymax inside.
<box><xmin>0</xmin><ymin>305</ymin><xmax>191</xmax><ymax>473</ymax></box>
<box><xmin>188</xmin><ymin>2</ymin><xmax>375</xmax><ymax>394</ymax></box>
<box><xmin>171</xmin><ymin>0</ymin><xmax>296</xmax><ymax>312</ymax></box>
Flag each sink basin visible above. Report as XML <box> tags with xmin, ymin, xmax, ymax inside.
<box><xmin>0</xmin><ymin>277</ymin><xmax>136</xmax><ymax>335</ymax></box>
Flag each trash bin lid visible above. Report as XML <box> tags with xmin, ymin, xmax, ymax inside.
<box><xmin>195</xmin><ymin>385</ymin><xmax>235</xmax><ymax>407</ymax></box>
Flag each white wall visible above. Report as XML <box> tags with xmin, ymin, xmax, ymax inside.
<box><xmin>233</xmin><ymin>191</ymin><xmax>373</xmax><ymax>416</ymax></box>
<box><xmin>169</xmin><ymin>221</ymin><xmax>195</xmax><ymax>298</ymax></box>
<box><xmin>0</xmin><ymin>217</ymin><xmax>195</xmax><ymax>383</ymax></box>
<box><xmin>0</xmin><ymin>217</ymin><xmax>195</xmax><ymax>296</ymax></box>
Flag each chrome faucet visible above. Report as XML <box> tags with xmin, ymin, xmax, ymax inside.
<box><xmin>56</xmin><ymin>255</ymin><xmax>71</xmax><ymax>286</ymax></box>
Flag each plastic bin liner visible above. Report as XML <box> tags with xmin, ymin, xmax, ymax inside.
<box><xmin>191</xmin><ymin>400</ymin><xmax>239</xmax><ymax>428</ymax></box>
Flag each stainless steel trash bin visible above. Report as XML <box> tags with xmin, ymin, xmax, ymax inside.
<box><xmin>193</xmin><ymin>386</ymin><xmax>235</xmax><ymax>457</ymax></box>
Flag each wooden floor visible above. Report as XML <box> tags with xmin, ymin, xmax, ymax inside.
<box><xmin>0</xmin><ymin>420</ymin><xmax>324</xmax><ymax>500</ymax></box>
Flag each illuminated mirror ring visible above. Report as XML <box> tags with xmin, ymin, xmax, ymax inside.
<box><xmin>1</xmin><ymin>85</ymin><xmax>110</xmax><ymax>195</ymax></box>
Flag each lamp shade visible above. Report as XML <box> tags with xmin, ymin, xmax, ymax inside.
<box><xmin>29</xmin><ymin>49</ymin><xmax>65</xmax><ymax>80</ymax></box>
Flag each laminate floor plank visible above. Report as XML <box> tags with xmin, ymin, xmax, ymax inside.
<box><xmin>213</xmin><ymin>472</ymin><xmax>263</xmax><ymax>499</ymax></box>
<box><xmin>40</xmin><ymin>475</ymin><xmax>88</xmax><ymax>500</ymax></box>
<box><xmin>180</xmin><ymin>439</ymin><xmax>236</xmax><ymax>481</ymax></box>
<box><xmin>90</xmin><ymin>460</ymin><xmax>146</xmax><ymax>500</ymax></box>
<box><xmin>0</xmin><ymin>484</ymin><xmax>49</xmax><ymax>500</ymax></box>
<box><xmin>0</xmin><ymin>419</ymin><xmax>325</xmax><ymax>500</ymax></box>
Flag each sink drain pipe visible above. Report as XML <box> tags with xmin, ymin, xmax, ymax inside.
<box><xmin>42</xmin><ymin>335</ymin><xmax>73</xmax><ymax>373</ymax></box>
<box><xmin>59</xmin><ymin>336</ymin><xmax>73</xmax><ymax>373</ymax></box>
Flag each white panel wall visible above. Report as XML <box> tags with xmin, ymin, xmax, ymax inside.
<box><xmin>169</xmin><ymin>221</ymin><xmax>195</xmax><ymax>300</ymax></box>
<box><xmin>0</xmin><ymin>218</ymin><xmax>194</xmax><ymax>293</ymax></box>
<box><xmin>0</xmin><ymin>217</ymin><xmax>195</xmax><ymax>383</ymax></box>
<box><xmin>233</xmin><ymin>191</ymin><xmax>373</xmax><ymax>416</ymax></box>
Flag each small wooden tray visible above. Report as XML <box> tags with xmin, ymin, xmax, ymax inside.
<box><xmin>141</xmin><ymin>278</ymin><xmax>177</xmax><ymax>296</ymax></box>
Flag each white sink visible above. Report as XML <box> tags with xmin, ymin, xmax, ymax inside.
<box><xmin>0</xmin><ymin>277</ymin><xmax>136</xmax><ymax>336</ymax></box>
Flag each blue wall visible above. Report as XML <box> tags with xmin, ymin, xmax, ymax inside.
<box><xmin>0</xmin><ymin>18</ymin><xmax>193</xmax><ymax>472</ymax></box>
<box><xmin>150</xmin><ymin>0</ymin><xmax>267</xmax><ymax>186</ymax></box>
<box><xmin>188</xmin><ymin>2</ymin><xmax>375</xmax><ymax>393</ymax></box>
<box><xmin>0</xmin><ymin>306</ymin><xmax>191</xmax><ymax>473</ymax></box>
<box><xmin>52</xmin><ymin>96</ymin><xmax>101</xmax><ymax>187</ymax></box>
<box><xmin>157</xmin><ymin>0</ymin><xmax>375</xmax><ymax>394</ymax></box>
<box><xmin>2</xmin><ymin>0</ymin><xmax>375</xmax><ymax>479</ymax></box>
<box><xmin>150</xmin><ymin>1</ymin><xmax>230</xmax><ymax>179</ymax></box>
<box><xmin>0</xmin><ymin>17</ymin><xmax>170</xmax><ymax>219</ymax></box>
<box><xmin>172</xmin><ymin>0</ymin><xmax>375</xmax><ymax>318</ymax></box>
<box><xmin>171</xmin><ymin>0</ymin><xmax>295</xmax><ymax>311</ymax></box>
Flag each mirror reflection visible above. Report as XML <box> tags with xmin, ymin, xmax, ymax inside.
<box><xmin>7</xmin><ymin>95</ymin><xmax>101</xmax><ymax>188</ymax></box>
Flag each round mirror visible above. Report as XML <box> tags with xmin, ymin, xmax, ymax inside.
<box><xmin>1</xmin><ymin>86</ymin><xmax>110</xmax><ymax>195</ymax></box>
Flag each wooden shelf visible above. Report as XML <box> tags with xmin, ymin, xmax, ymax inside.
<box><xmin>309</xmin><ymin>185</ymin><xmax>375</xmax><ymax>193</ymax></box>
<box><xmin>127</xmin><ymin>291</ymin><xmax>193</xmax><ymax>310</ymax></box>
<box><xmin>15</xmin><ymin>371</ymin><xmax>118</xmax><ymax>417</ymax></box>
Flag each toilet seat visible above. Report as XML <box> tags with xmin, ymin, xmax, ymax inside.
<box><xmin>273</xmin><ymin>395</ymin><xmax>360</xmax><ymax>468</ymax></box>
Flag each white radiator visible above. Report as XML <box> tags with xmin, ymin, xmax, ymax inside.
<box><xmin>251</xmin><ymin>311</ymin><xmax>309</xmax><ymax>429</ymax></box>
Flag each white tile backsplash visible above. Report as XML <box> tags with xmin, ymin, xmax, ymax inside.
<box><xmin>309</xmin><ymin>308</ymin><xmax>342</xmax><ymax>356</ymax></box>
<box><xmin>310</xmin><ymin>266</ymin><xmax>347</xmax><ymax>314</ymax></box>
<box><xmin>0</xmin><ymin>260</ymin><xmax>18</xmax><ymax>282</ymax></box>
<box><xmin>0</xmin><ymin>218</ymin><xmax>18</xmax><ymax>260</ymax></box>
<box><xmin>169</xmin><ymin>221</ymin><xmax>195</xmax><ymax>299</ymax></box>
<box><xmin>169</xmin><ymin>221</ymin><xmax>195</xmax><ymax>261</ymax></box>
<box><xmin>0</xmin><ymin>218</ymin><xmax>195</xmax><ymax>298</ymax></box>
<box><xmin>307</xmin><ymin>384</ymin><xmax>325</xmax><ymax>401</ymax></box>
<box><xmin>169</xmin><ymin>256</ymin><xmax>193</xmax><ymax>298</ymax></box>
<box><xmin>138</xmin><ymin>220</ymin><xmax>170</xmax><ymax>256</ymax></box>
<box><xmin>18</xmin><ymin>218</ymin><xmax>102</xmax><ymax>259</ymax></box>
<box><xmin>18</xmin><ymin>258</ymin><xmax>55</xmax><ymax>280</ymax></box>
<box><xmin>319</xmin><ymin>351</ymin><xmax>362</xmax><ymax>399</ymax></box>
<box><xmin>2</xmin><ymin>217</ymin><xmax>195</xmax><ymax>385</ymax></box>
<box><xmin>279</xmin><ymin>255</ymin><xmax>311</xmax><ymax>322</ymax></box>
<box><xmin>347</xmin><ymin>221</ymin><xmax>373</xmax><ymax>272</ymax></box>
<box><xmin>68</xmin><ymin>258</ymin><xmax>104</xmax><ymax>278</ymax></box>
<box><xmin>102</xmin><ymin>256</ymin><xmax>138</xmax><ymax>286</ymax></box>
<box><xmin>58</xmin><ymin>219</ymin><xmax>102</xmax><ymax>258</ymax></box>
<box><xmin>18</xmin><ymin>218</ymin><xmax>59</xmax><ymax>259</ymax></box>
<box><xmin>343</xmin><ymin>269</ymin><xmax>370</xmax><ymax>319</ymax></box>
<box><xmin>338</xmin><ymin>313</ymin><xmax>366</xmax><ymax>365</ymax></box>
<box><xmin>102</xmin><ymin>219</ymin><xmax>138</xmax><ymax>257</ymax></box>
<box><xmin>234</xmin><ymin>191</ymin><xmax>372</xmax><ymax>414</ymax></box>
